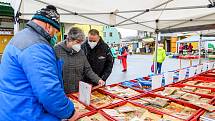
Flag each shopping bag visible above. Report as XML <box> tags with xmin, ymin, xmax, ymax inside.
<box><xmin>151</xmin><ymin>63</ymin><xmax>154</xmax><ymax>72</ymax></box>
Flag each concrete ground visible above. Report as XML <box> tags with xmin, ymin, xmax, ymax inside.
<box><xmin>106</xmin><ymin>54</ymin><xmax>206</xmax><ymax>85</ymax></box>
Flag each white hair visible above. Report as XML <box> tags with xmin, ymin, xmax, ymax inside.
<box><xmin>67</xmin><ymin>27</ymin><xmax>85</xmax><ymax>41</ymax></box>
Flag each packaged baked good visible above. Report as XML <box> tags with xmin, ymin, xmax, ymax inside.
<box><xmin>78</xmin><ymin>113</ymin><xmax>109</xmax><ymax>121</ymax></box>
<box><xmin>132</xmin><ymin>99</ymin><xmax>150</xmax><ymax>106</ymax></box>
<box><xmin>69</xmin><ymin>98</ymin><xmax>89</xmax><ymax>113</ymax></box>
<box><xmin>180</xmin><ymin>93</ymin><xmax>201</xmax><ymax>101</ymax></box>
<box><xmin>181</xmin><ymin>107</ymin><xmax>197</xmax><ymax>115</ymax></box>
<box><xmin>198</xmin><ymin>98</ymin><xmax>211</xmax><ymax>103</ymax></box>
<box><xmin>172</xmin><ymin>112</ymin><xmax>191</xmax><ymax>120</ymax></box>
<box><xmin>132</xmin><ymin>97</ymin><xmax>154</xmax><ymax>106</ymax></box>
<box><xmin>138</xmin><ymin>110</ymin><xmax>162</xmax><ymax>121</ymax></box>
<box><xmin>162</xmin><ymin>102</ymin><xmax>185</xmax><ymax>114</ymax></box>
<box><xmin>90</xmin><ymin>91</ymin><xmax>122</xmax><ymax>108</ymax></box>
<box><xmin>195</xmin><ymin>88</ymin><xmax>211</xmax><ymax>94</ymax></box>
<box><xmin>103</xmin><ymin>86</ymin><xmax>140</xmax><ymax>98</ymax></box>
<box><xmin>103</xmin><ymin>103</ymin><xmax>148</xmax><ymax>121</ymax></box>
<box><xmin>162</xmin><ymin>114</ymin><xmax>183</xmax><ymax>121</ymax></box>
<box><xmin>200</xmin><ymin>112</ymin><xmax>215</xmax><ymax>121</ymax></box>
<box><xmin>196</xmin><ymin>82</ymin><xmax>213</xmax><ymax>88</ymax></box>
<box><xmin>161</xmin><ymin>87</ymin><xmax>178</xmax><ymax>96</ymax></box>
<box><xmin>117</xmin><ymin>106</ymin><xmax>137</xmax><ymax>113</ymax></box>
<box><xmin>181</xmin><ymin>86</ymin><xmax>197</xmax><ymax>92</ymax></box>
<box><xmin>102</xmin><ymin>109</ymin><xmax>123</xmax><ymax>117</ymax></box>
<box><xmin>210</xmin><ymin>92</ymin><xmax>215</xmax><ymax>95</ymax></box>
<box><xmin>192</xmin><ymin>102</ymin><xmax>215</xmax><ymax>112</ymax></box>
<box><xmin>184</xmin><ymin>81</ymin><xmax>199</xmax><ymax>85</ymax></box>
<box><xmin>168</xmin><ymin>91</ymin><xmax>186</xmax><ymax>99</ymax></box>
<box><xmin>151</xmin><ymin>97</ymin><xmax>169</xmax><ymax>107</ymax></box>
<box><xmin>163</xmin><ymin>104</ymin><xmax>196</xmax><ymax>120</ymax></box>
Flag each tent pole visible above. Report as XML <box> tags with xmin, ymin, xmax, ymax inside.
<box><xmin>113</xmin><ymin>14</ymin><xmax>155</xmax><ymax>30</ymax></box>
<box><xmin>13</xmin><ymin>0</ymin><xmax>22</xmax><ymax>34</ymax></box>
<box><xmin>199</xmin><ymin>33</ymin><xmax>203</xmax><ymax>64</ymax></box>
<box><xmin>114</xmin><ymin>5</ymin><xmax>209</xmax><ymax>14</ymax></box>
<box><xmin>161</xmin><ymin>12</ymin><xmax>215</xmax><ymax>30</ymax></box>
<box><xmin>82</xmin><ymin>5</ymin><xmax>209</xmax><ymax>15</ymax></box>
<box><xmin>115</xmin><ymin>0</ymin><xmax>174</xmax><ymax>26</ymax></box>
<box><xmin>20</xmin><ymin>5</ymin><xmax>210</xmax><ymax>16</ymax></box>
<box><xmin>33</xmin><ymin>0</ymin><xmax>110</xmax><ymax>26</ymax></box>
<box><xmin>154</xmin><ymin>20</ymin><xmax>160</xmax><ymax>74</ymax></box>
<box><xmin>116</xmin><ymin>19</ymin><xmax>215</xmax><ymax>28</ymax></box>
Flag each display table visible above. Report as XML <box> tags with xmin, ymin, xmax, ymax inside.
<box><xmin>69</xmin><ymin>64</ymin><xmax>215</xmax><ymax>121</ymax></box>
<box><xmin>178</xmin><ymin>55</ymin><xmax>199</xmax><ymax>68</ymax></box>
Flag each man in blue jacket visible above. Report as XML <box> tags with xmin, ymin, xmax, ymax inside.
<box><xmin>0</xmin><ymin>5</ymin><xmax>78</xmax><ymax>121</ymax></box>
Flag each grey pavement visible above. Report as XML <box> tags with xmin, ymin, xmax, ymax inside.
<box><xmin>106</xmin><ymin>54</ymin><xmax>205</xmax><ymax>85</ymax></box>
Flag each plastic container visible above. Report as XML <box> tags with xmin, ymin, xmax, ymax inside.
<box><xmin>190</xmin><ymin>101</ymin><xmax>215</xmax><ymax>121</ymax></box>
<box><xmin>68</xmin><ymin>89</ymin><xmax>124</xmax><ymax>110</ymax></box>
<box><xmin>166</xmin><ymin>84</ymin><xmax>215</xmax><ymax>98</ymax></box>
<box><xmin>150</xmin><ymin>86</ymin><xmax>215</xmax><ymax>105</ymax></box>
<box><xmin>99</xmin><ymin>84</ymin><xmax>143</xmax><ymax>100</ymax></box>
<box><xmin>78</xmin><ymin>110</ymin><xmax>115</xmax><ymax>121</ymax></box>
<box><xmin>129</xmin><ymin>93</ymin><xmax>202</xmax><ymax>121</ymax></box>
<box><xmin>100</xmin><ymin>101</ymin><xmax>173</xmax><ymax>121</ymax></box>
<box><xmin>66</xmin><ymin>95</ymin><xmax>96</xmax><ymax>117</ymax></box>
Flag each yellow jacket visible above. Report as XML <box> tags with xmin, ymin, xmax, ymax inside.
<box><xmin>153</xmin><ymin>47</ymin><xmax>166</xmax><ymax>63</ymax></box>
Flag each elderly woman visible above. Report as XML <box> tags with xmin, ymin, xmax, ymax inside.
<box><xmin>54</xmin><ymin>27</ymin><xmax>104</xmax><ymax>94</ymax></box>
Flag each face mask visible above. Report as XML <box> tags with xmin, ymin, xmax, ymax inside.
<box><xmin>50</xmin><ymin>35</ymin><xmax>57</xmax><ymax>47</ymax></box>
<box><xmin>88</xmin><ymin>40</ymin><xmax>98</xmax><ymax>49</ymax></box>
<box><xmin>72</xmin><ymin>44</ymin><xmax>81</xmax><ymax>52</ymax></box>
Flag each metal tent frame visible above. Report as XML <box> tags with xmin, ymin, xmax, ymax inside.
<box><xmin>13</xmin><ymin>0</ymin><xmax>215</xmax><ymax>74</ymax></box>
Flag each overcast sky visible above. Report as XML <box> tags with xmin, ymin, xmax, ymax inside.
<box><xmin>116</xmin><ymin>28</ymin><xmax>138</xmax><ymax>38</ymax></box>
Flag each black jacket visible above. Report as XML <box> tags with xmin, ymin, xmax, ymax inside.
<box><xmin>82</xmin><ymin>39</ymin><xmax>113</xmax><ymax>85</ymax></box>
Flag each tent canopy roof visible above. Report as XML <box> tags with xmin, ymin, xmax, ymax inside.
<box><xmin>9</xmin><ymin>0</ymin><xmax>215</xmax><ymax>32</ymax></box>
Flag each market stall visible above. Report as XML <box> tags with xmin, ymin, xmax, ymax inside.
<box><xmin>9</xmin><ymin>0</ymin><xmax>215</xmax><ymax>73</ymax></box>
<box><xmin>65</xmin><ymin>61</ymin><xmax>215</xmax><ymax>121</ymax></box>
<box><xmin>176</xmin><ymin>35</ymin><xmax>215</xmax><ymax>66</ymax></box>
<box><xmin>4</xmin><ymin>1</ymin><xmax>215</xmax><ymax>120</ymax></box>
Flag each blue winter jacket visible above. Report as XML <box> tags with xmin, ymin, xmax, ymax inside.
<box><xmin>0</xmin><ymin>21</ymin><xmax>75</xmax><ymax>121</ymax></box>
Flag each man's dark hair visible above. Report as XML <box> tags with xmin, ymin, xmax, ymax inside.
<box><xmin>88</xmin><ymin>29</ymin><xmax>99</xmax><ymax>35</ymax></box>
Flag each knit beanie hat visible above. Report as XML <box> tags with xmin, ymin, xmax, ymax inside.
<box><xmin>32</xmin><ymin>5</ymin><xmax>60</xmax><ymax>31</ymax></box>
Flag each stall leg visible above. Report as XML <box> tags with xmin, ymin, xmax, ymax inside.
<box><xmin>190</xmin><ymin>59</ymin><xmax>192</xmax><ymax>66</ymax></box>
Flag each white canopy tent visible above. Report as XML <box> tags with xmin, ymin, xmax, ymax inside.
<box><xmin>7</xmin><ymin>0</ymin><xmax>215</xmax><ymax>32</ymax></box>
<box><xmin>177</xmin><ymin>35</ymin><xmax>215</xmax><ymax>43</ymax></box>
<box><xmin>6</xmin><ymin>0</ymin><xmax>215</xmax><ymax>74</ymax></box>
<box><xmin>176</xmin><ymin>35</ymin><xmax>215</xmax><ymax>63</ymax></box>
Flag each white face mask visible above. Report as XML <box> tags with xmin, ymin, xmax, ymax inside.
<box><xmin>88</xmin><ymin>40</ymin><xmax>98</xmax><ymax>49</ymax></box>
<box><xmin>72</xmin><ymin>44</ymin><xmax>81</xmax><ymax>52</ymax></box>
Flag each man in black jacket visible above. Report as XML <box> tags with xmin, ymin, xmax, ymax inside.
<box><xmin>82</xmin><ymin>29</ymin><xmax>114</xmax><ymax>86</ymax></box>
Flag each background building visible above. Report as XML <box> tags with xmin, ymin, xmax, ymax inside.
<box><xmin>0</xmin><ymin>2</ymin><xmax>14</xmax><ymax>54</ymax></box>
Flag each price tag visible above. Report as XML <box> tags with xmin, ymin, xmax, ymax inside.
<box><xmin>79</xmin><ymin>81</ymin><xmax>92</xmax><ymax>106</ymax></box>
<box><xmin>196</xmin><ymin>65</ymin><xmax>203</xmax><ymax>74</ymax></box>
<box><xmin>202</xmin><ymin>63</ymin><xmax>208</xmax><ymax>72</ymax></box>
<box><xmin>213</xmin><ymin>62</ymin><xmax>215</xmax><ymax>69</ymax></box>
<box><xmin>179</xmin><ymin>69</ymin><xmax>186</xmax><ymax>81</ymax></box>
<box><xmin>208</xmin><ymin>63</ymin><xmax>213</xmax><ymax>70</ymax></box>
<box><xmin>152</xmin><ymin>75</ymin><xmax>163</xmax><ymax>89</ymax></box>
<box><xmin>189</xmin><ymin>67</ymin><xmax>196</xmax><ymax>78</ymax></box>
<box><xmin>164</xmin><ymin>72</ymin><xmax>174</xmax><ymax>85</ymax></box>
